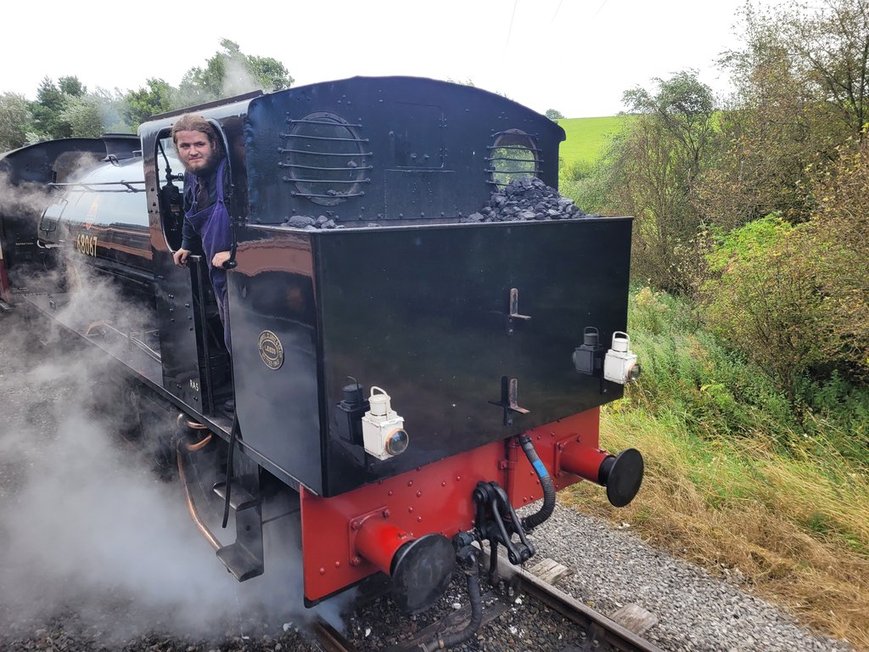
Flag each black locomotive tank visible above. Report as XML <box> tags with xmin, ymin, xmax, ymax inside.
<box><xmin>37</xmin><ymin>156</ymin><xmax>151</xmax><ymax>294</ymax></box>
<box><xmin>0</xmin><ymin>78</ymin><xmax>645</xmax><ymax>616</ymax></box>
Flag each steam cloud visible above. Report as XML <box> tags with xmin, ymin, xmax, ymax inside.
<box><xmin>0</xmin><ymin>258</ymin><xmax>346</xmax><ymax>644</ymax></box>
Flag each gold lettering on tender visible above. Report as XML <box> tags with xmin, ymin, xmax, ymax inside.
<box><xmin>75</xmin><ymin>233</ymin><xmax>97</xmax><ymax>257</ymax></box>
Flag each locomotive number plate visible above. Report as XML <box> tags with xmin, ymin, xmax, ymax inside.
<box><xmin>74</xmin><ymin>233</ymin><xmax>98</xmax><ymax>257</ymax></box>
<box><xmin>258</xmin><ymin>330</ymin><xmax>284</xmax><ymax>370</ymax></box>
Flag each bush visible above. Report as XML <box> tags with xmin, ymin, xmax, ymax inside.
<box><xmin>626</xmin><ymin>286</ymin><xmax>799</xmax><ymax>441</ymax></box>
<box><xmin>558</xmin><ymin>158</ymin><xmax>609</xmax><ymax>215</ymax></box>
<box><xmin>701</xmin><ymin>213</ymin><xmax>864</xmax><ymax>408</ymax></box>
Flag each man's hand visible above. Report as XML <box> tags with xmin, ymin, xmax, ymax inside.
<box><xmin>173</xmin><ymin>248</ymin><xmax>191</xmax><ymax>266</ymax></box>
<box><xmin>212</xmin><ymin>250</ymin><xmax>232</xmax><ymax>269</ymax></box>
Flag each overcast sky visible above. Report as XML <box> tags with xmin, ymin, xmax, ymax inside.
<box><xmin>1</xmin><ymin>0</ymin><xmax>765</xmax><ymax>118</ymax></box>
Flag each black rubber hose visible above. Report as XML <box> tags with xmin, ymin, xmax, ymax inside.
<box><xmin>518</xmin><ymin>434</ymin><xmax>556</xmax><ymax>532</ymax></box>
<box><xmin>420</xmin><ymin>569</ymin><xmax>483</xmax><ymax>651</ymax></box>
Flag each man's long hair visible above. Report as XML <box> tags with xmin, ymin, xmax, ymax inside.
<box><xmin>171</xmin><ymin>114</ymin><xmax>219</xmax><ymax>149</ymax></box>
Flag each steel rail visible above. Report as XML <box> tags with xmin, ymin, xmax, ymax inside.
<box><xmin>312</xmin><ymin>549</ymin><xmax>662</xmax><ymax>652</ymax></box>
<box><xmin>491</xmin><ymin>551</ymin><xmax>663</xmax><ymax>652</ymax></box>
<box><xmin>312</xmin><ymin>619</ymin><xmax>355</xmax><ymax>652</ymax></box>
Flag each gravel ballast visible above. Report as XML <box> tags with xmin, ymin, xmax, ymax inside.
<box><xmin>526</xmin><ymin>505</ymin><xmax>854</xmax><ymax>652</ymax></box>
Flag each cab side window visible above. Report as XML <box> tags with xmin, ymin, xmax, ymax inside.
<box><xmin>155</xmin><ymin>134</ymin><xmax>185</xmax><ymax>252</ymax></box>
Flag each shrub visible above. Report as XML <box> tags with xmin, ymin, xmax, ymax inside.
<box><xmin>702</xmin><ymin>215</ymin><xmax>850</xmax><ymax>408</ymax></box>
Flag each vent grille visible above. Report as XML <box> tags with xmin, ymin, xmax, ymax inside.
<box><xmin>485</xmin><ymin>129</ymin><xmax>541</xmax><ymax>187</ymax></box>
<box><xmin>279</xmin><ymin>112</ymin><xmax>372</xmax><ymax>206</ymax></box>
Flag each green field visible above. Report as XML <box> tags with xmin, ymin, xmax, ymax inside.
<box><xmin>556</xmin><ymin>115</ymin><xmax>632</xmax><ymax>166</ymax></box>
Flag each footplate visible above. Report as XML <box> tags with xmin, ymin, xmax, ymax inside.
<box><xmin>213</xmin><ymin>479</ymin><xmax>264</xmax><ymax>581</ymax></box>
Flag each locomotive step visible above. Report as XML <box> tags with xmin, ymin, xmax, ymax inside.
<box><xmin>216</xmin><ymin>542</ymin><xmax>264</xmax><ymax>581</ymax></box>
<box><xmin>212</xmin><ymin>481</ymin><xmax>259</xmax><ymax>511</ymax></box>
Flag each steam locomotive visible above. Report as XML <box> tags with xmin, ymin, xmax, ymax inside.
<box><xmin>0</xmin><ymin>77</ymin><xmax>642</xmax><ymax>636</ymax></box>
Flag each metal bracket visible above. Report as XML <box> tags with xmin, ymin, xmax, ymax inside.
<box><xmin>488</xmin><ymin>376</ymin><xmax>530</xmax><ymax>426</ymax></box>
<box><xmin>507</xmin><ymin>287</ymin><xmax>531</xmax><ymax>334</ymax></box>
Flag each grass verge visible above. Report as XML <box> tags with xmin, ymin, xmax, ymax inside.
<box><xmin>561</xmin><ymin>287</ymin><xmax>869</xmax><ymax>649</ymax></box>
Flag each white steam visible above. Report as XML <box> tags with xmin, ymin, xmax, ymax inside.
<box><xmin>222</xmin><ymin>56</ymin><xmax>263</xmax><ymax>98</ymax></box>
<box><xmin>0</xmin><ymin>263</ymin><xmax>348</xmax><ymax>643</ymax></box>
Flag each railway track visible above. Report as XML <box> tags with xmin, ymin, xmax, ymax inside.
<box><xmin>310</xmin><ymin>550</ymin><xmax>663</xmax><ymax>652</ymax></box>
<box><xmin>496</xmin><ymin>554</ymin><xmax>662</xmax><ymax>652</ymax></box>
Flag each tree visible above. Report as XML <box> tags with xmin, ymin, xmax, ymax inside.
<box><xmin>30</xmin><ymin>76</ymin><xmax>88</xmax><ymax>139</ymax></box>
<box><xmin>783</xmin><ymin>0</ymin><xmax>869</xmax><ymax>139</ymax></box>
<box><xmin>60</xmin><ymin>95</ymin><xmax>106</xmax><ymax>138</ymax></box>
<box><xmin>602</xmin><ymin>71</ymin><xmax>716</xmax><ymax>292</ymax></box>
<box><xmin>124</xmin><ymin>78</ymin><xmax>174</xmax><ymax>129</ymax></box>
<box><xmin>0</xmin><ymin>93</ymin><xmax>32</xmax><ymax>151</ymax></box>
<box><xmin>801</xmin><ymin>135</ymin><xmax>869</xmax><ymax>383</ymax></box>
<box><xmin>623</xmin><ymin>71</ymin><xmax>715</xmax><ymax>177</ymax></box>
<box><xmin>177</xmin><ymin>39</ymin><xmax>293</xmax><ymax>106</ymax></box>
<box><xmin>58</xmin><ymin>76</ymin><xmax>87</xmax><ymax>98</ymax></box>
<box><xmin>245</xmin><ymin>52</ymin><xmax>294</xmax><ymax>93</ymax></box>
<box><xmin>705</xmin><ymin>0</ymin><xmax>869</xmax><ymax>225</ymax></box>
<box><xmin>545</xmin><ymin>109</ymin><xmax>564</xmax><ymax>120</ymax></box>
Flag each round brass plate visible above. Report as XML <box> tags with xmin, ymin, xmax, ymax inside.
<box><xmin>258</xmin><ymin>330</ymin><xmax>284</xmax><ymax>370</ymax></box>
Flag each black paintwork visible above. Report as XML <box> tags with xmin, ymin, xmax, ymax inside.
<box><xmin>244</xmin><ymin>76</ymin><xmax>564</xmax><ymax>224</ymax></box>
<box><xmin>231</xmin><ymin>218</ymin><xmax>631</xmax><ymax>496</ymax></box>
<box><xmin>0</xmin><ymin>136</ymin><xmax>139</xmax><ymax>269</ymax></box>
<box><xmin>36</xmin><ymin>156</ymin><xmax>152</xmax><ymax>293</ymax></box>
<box><xmin>6</xmin><ymin>78</ymin><xmax>633</xmax><ymax>500</ymax></box>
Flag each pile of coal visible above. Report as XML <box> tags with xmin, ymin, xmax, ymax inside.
<box><xmin>463</xmin><ymin>177</ymin><xmax>587</xmax><ymax>223</ymax></box>
<box><xmin>285</xmin><ymin>214</ymin><xmax>338</xmax><ymax>230</ymax></box>
<box><xmin>285</xmin><ymin>177</ymin><xmax>585</xmax><ymax>229</ymax></box>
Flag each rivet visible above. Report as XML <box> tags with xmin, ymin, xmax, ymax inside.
<box><xmin>407</xmin><ymin>480</ymin><xmax>414</xmax><ymax>487</ymax></box>
<box><xmin>350</xmin><ymin>556</ymin><xmax>361</xmax><ymax>566</ymax></box>
<box><xmin>319</xmin><ymin>567</ymin><xmax>326</xmax><ymax>575</ymax></box>
<box><xmin>417</xmin><ymin>516</ymin><xmax>423</xmax><ymax>523</ymax></box>
<box><xmin>441</xmin><ymin>481</ymin><xmax>447</xmax><ymax>487</ymax></box>
<box><xmin>408</xmin><ymin>506</ymin><xmax>414</xmax><ymax>513</ymax></box>
<box><xmin>416</xmin><ymin>490</ymin><xmax>422</xmax><ymax>498</ymax></box>
<box><xmin>334</xmin><ymin>561</ymin><xmax>341</xmax><ymax>568</ymax></box>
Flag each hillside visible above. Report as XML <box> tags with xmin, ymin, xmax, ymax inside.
<box><xmin>556</xmin><ymin>115</ymin><xmax>631</xmax><ymax>166</ymax></box>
